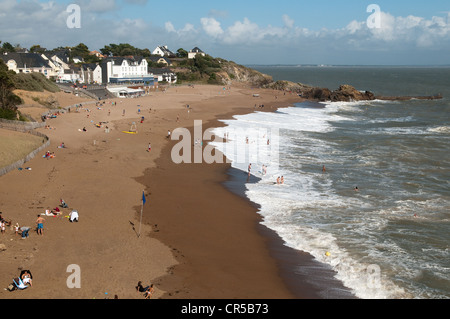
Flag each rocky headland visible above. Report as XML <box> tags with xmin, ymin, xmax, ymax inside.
<box><xmin>216</xmin><ymin>63</ymin><xmax>442</xmax><ymax>102</ymax></box>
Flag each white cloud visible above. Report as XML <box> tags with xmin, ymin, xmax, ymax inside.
<box><xmin>165</xmin><ymin>21</ymin><xmax>176</xmax><ymax>33</ymax></box>
<box><xmin>200</xmin><ymin>17</ymin><xmax>224</xmax><ymax>38</ymax></box>
<box><xmin>221</xmin><ymin>17</ymin><xmax>288</xmax><ymax>45</ymax></box>
<box><xmin>165</xmin><ymin>22</ymin><xmax>197</xmax><ymax>35</ymax></box>
<box><xmin>282</xmin><ymin>14</ymin><xmax>295</xmax><ymax>29</ymax></box>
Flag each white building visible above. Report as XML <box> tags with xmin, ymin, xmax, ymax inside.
<box><xmin>57</xmin><ymin>68</ymin><xmax>81</xmax><ymax>83</ymax></box>
<box><xmin>152</xmin><ymin>45</ymin><xmax>176</xmax><ymax>57</ymax></box>
<box><xmin>93</xmin><ymin>65</ymin><xmax>102</xmax><ymax>84</ymax></box>
<box><xmin>1</xmin><ymin>52</ymin><xmax>53</xmax><ymax>78</ymax></box>
<box><xmin>101</xmin><ymin>57</ymin><xmax>155</xmax><ymax>84</ymax></box>
<box><xmin>148</xmin><ymin>68</ymin><xmax>177</xmax><ymax>84</ymax></box>
<box><xmin>107</xmin><ymin>86</ymin><xmax>145</xmax><ymax>98</ymax></box>
<box><xmin>188</xmin><ymin>47</ymin><xmax>206</xmax><ymax>59</ymax></box>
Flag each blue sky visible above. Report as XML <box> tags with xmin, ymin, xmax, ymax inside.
<box><xmin>1</xmin><ymin>0</ymin><xmax>449</xmax><ymax>65</ymax></box>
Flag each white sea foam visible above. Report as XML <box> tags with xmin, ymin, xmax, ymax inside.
<box><xmin>209</xmin><ymin>104</ymin><xmax>406</xmax><ymax>298</ymax></box>
<box><xmin>427</xmin><ymin>126</ymin><xmax>450</xmax><ymax>134</ymax></box>
<box><xmin>209</xmin><ymin>100</ymin><xmax>449</xmax><ymax>299</ymax></box>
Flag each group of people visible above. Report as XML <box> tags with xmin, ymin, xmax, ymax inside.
<box><xmin>276</xmin><ymin>176</ymin><xmax>285</xmax><ymax>185</ymax></box>
<box><xmin>0</xmin><ymin>198</ymin><xmax>77</xmax><ymax>241</ymax></box>
<box><xmin>7</xmin><ymin>269</ymin><xmax>33</xmax><ymax>291</ymax></box>
<box><xmin>44</xmin><ymin>151</ymin><xmax>56</xmax><ymax>159</ymax></box>
<box><xmin>0</xmin><ymin>212</ymin><xmax>33</xmax><ymax>239</ymax></box>
<box><xmin>136</xmin><ymin>281</ymin><xmax>154</xmax><ymax>299</ymax></box>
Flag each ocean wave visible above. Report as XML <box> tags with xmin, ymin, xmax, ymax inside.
<box><xmin>427</xmin><ymin>126</ymin><xmax>450</xmax><ymax>134</ymax></box>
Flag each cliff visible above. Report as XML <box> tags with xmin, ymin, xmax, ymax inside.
<box><xmin>216</xmin><ymin>61</ymin><xmax>273</xmax><ymax>87</ymax></box>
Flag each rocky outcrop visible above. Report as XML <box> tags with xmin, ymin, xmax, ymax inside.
<box><xmin>218</xmin><ymin>61</ymin><xmax>273</xmax><ymax>87</ymax></box>
<box><xmin>196</xmin><ymin>61</ymin><xmax>442</xmax><ymax>102</ymax></box>
<box><xmin>287</xmin><ymin>84</ymin><xmax>375</xmax><ymax>102</ymax></box>
<box><xmin>264</xmin><ymin>80</ymin><xmax>441</xmax><ymax>102</ymax></box>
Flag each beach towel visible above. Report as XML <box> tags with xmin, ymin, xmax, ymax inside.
<box><xmin>12</xmin><ymin>277</ymin><xmax>28</xmax><ymax>290</ymax></box>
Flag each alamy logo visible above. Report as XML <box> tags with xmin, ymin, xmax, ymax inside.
<box><xmin>66</xmin><ymin>264</ymin><xmax>81</xmax><ymax>288</ymax></box>
<box><xmin>367</xmin><ymin>4</ymin><xmax>382</xmax><ymax>29</ymax></box>
<box><xmin>170</xmin><ymin>120</ymin><xmax>279</xmax><ymax>172</ymax></box>
<box><xmin>66</xmin><ymin>4</ymin><xmax>81</xmax><ymax>29</ymax></box>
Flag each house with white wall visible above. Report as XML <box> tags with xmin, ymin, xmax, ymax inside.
<box><xmin>188</xmin><ymin>47</ymin><xmax>206</xmax><ymax>59</ymax></box>
<box><xmin>100</xmin><ymin>56</ymin><xmax>155</xmax><ymax>84</ymax></box>
<box><xmin>148</xmin><ymin>68</ymin><xmax>177</xmax><ymax>84</ymax></box>
<box><xmin>93</xmin><ymin>64</ymin><xmax>102</xmax><ymax>84</ymax></box>
<box><xmin>1</xmin><ymin>52</ymin><xmax>53</xmax><ymax>78</ymax></box>
<box><xmin>152</xmin><ymin>45</ymin><xmax>176</xmax><ymax>58</ymax></box>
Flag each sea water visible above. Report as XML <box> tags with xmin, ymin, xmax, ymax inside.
<box><xmin>211</xmin><ymin>66</ymin><xmax>450</xmax><ymax>299</ymax></box>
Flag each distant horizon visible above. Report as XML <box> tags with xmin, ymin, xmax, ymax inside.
<box><xmin>246</xmin><ymin>64</ymin><xmax>450</xmax><ymax>68</ymax></box>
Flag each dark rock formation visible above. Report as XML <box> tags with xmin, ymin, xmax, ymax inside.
<box><xmin>301</xmin><ymin>84</ymin><xmax>375</xmax><ymax>102</ymax></box>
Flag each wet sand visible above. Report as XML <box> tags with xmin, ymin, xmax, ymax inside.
<box><xmin>0</xmin><ymin>84</ymin><xmax>351</xmax><ymax>299</ymax></box>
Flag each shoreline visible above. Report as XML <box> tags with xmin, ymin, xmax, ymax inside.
<box><xmin>139</xmin><ymin>94</ymin><xmax>357</xmax><ymax>299</ymax></box>
<box><xmin>0</xmin><ymin>84</ymin><xmax>355</xmax><ymax>299</ymax></box>
<box><xmin>224</xmin><ymin>167</ymin><xmax>357</xmax><ymax>299</ymax></box>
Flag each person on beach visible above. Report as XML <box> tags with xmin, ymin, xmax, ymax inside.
<box><xmin>136</xmin><ymin>281</ymin><xmax>148</xmax><ymax>292</ymax></box>
<box><xmin>280</xmin><ymin>176</ymin><xmax>284</xmax><ymax>184</ymax></box>
<box><xmin>276</xmin><ymin>176</ymin><xmax>280</xmax><ymax>184</ymax></box>
<box><xmin>248</xmin><ymin>163</ymin><xmax>252</xmax><ymax>177</ymax></box>
<box><xmin>21</xmin><ymin>227</ymin><xmax>30</xmax><ymax>239</ymax></box>
<box><xmin>21</xmin><ymin>270</ymin><xmax>32</xmax><ymax>287</ymax></box>
<box><xmin>60</xmin><ymin>198</ymin><xmax>68</xmax><ymax>208</ymax></box>
<box><xmin>15</xmin><ymin>223</ymin><xmax>20</xmax><ymax>236</ymax></box>
<box><xmin>322</xmin><ymin>165</ymin><xmax>326</xmax><ymax>173</ymax></box>
<box><xmin>36</xmin><ymin>215</ymin><xmax>45</xmax><ymax>235</ymax></box>
<box><xmin>69</xmin><ymin>210</ymin><xmax>79</xmax><ymax>223</ymax></box>
<box><xmin>136</xmin><ymin>281</ymin><xmax>154</xmax><ymax>298</ymax></box>
<box><xmin>144</xmin><ymin>284</ymin><xmax>154</xmax><ymax>299</ymax></box>
<box><xmin>1</xmin><ymin>220</ymin><xmax>5</xmax><ymax>234</ymax></box>
<box><xmin>148</xmin><ymin>143</ymin><xmax>151</xmax><ymax>152</ymax></box>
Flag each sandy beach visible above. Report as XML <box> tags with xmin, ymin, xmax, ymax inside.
<box><xmin>0</xmin><ymin>83</ymin><xmax>327</xmax><ymax>299</ymax></box>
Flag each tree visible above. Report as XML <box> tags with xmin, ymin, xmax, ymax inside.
<box><xmin>70</xmin><ymin>43</ymin><xmax>90</xmax><ymax>60</ymax></box>
<box><xmin>177</xmin><ymin>48</ymin><xmax>188</xmax><ymax>58</ymax></box>
<box><xmin>2</xmin><ymin>42</ymin><xmax>15</xmax><ymax>53</ymax></box>
<box><xmin>0</xmin><ymin>59</ymin><xmax>22</xmax><ymax>119</ymax></box>
<box><xmin>100</xmin><ymin>45</ymin><xmax>112</xmax><ymax>57</ymax></box>
<box><xmin>30</xmin><ymin>45</ymin><xmax>46</xmax><ymax>54</ymax></box>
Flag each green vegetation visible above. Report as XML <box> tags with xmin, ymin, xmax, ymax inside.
<box><xmin>100</xmin><ymin>43</ymin><xmax>152</xmax><ymax>58</ymax></box>
<box><xmin>12</xmin><ymin>72</ymin><xmax>60</xmax><ymax>93</ymax></box>
<box><xmin>0</xmin><ymin>57</ymin><xmax>59</xmax><ymax>120</ymax></box>
<box><xmin>175</xmin><ymin>54</ymin><xmax>224</xmax><ymax>84</ymax></box>
<box><xmin>0</xmin><ymin>59</ymin><xmax>23</xmax><ymax>120</ymax></box>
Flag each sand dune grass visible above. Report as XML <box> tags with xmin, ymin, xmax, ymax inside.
<box><xmin>0</xmin><ymin>128</ymin><xmax>45</xmax><ymax>168</ymax></box>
